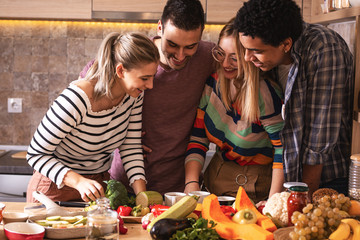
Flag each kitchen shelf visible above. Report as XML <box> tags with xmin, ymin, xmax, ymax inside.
<box><xmin>310</xmin><ymin>6</ymin><xmax>360</xmax><ymax>24</ymax></box>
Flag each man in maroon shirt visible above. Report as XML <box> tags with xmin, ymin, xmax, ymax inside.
<box><xmin>80</xmin><ymin>0</ymin><xmax>215</xmax><ymax>195</ymax></box>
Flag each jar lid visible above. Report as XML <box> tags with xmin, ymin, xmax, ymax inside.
<box><xmin>283</xmin><ymin>182</ymin><xmax>308</xmax><ymax>189</ymax></box>
<box><xmin>351</xmin><ymin>154</ymin><xmax>360</xmax><ymax>161</ymax></box>
<box><xmin>289</xmin><ymin>186</ymin><xmax>309</xmax><ymax>192</ymax></box>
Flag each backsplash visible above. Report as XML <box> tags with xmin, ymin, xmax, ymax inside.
<box><xmin>0</xmin><ymin>20</ymin><xmax>222</xmax><ymax>145</ymax></box>
<box><xmin>0</xmin><ymin>20</ymin><xmax>355</xmax><ymax>146</ymax></box>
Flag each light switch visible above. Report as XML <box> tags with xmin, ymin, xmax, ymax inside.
<box><xmin>8</xmin><ymin>98</ymin><xmax>22</xmax><ymax>113</ymax></box>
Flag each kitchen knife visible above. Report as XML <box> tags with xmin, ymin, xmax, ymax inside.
<box><xmin>55</xmin><ymin>201</ymin><xmax>89</xmax><ymax>208</ymax></box>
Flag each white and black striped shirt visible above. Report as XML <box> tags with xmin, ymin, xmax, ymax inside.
<box><xmin>27</xmin><ymin>83</ymin><xmax>145</xmax><ymax>188</ymax></box>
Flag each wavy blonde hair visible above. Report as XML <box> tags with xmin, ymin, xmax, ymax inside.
<box><xmin>84</xmin><ymin>32</ymin><xmax>160</xmax><ymax>100</ymax></box>
<box><xmin>216</xmin><ymin>18</ymin><xmax>260</xmax><ymax>123</ymax></box>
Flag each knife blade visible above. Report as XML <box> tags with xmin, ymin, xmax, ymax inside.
<box><xmin>55</xmin><ymin>201</ymin><xmax>89</xmax><ymax>208</ymax></box>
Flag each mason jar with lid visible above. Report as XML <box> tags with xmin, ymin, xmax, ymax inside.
<box><xmin>86</xmin><ymin>197</ymin><xmax>119</xmax><ymax>240</ymax></box>
<box><xmin>287</xmin><ymin>186</ymin><xmax>309</xmax><ymax>227</ymax></box>
<box><xmin>283</xmin><ymin>182</ymin><xmax>308</xmax><ymax>192</ymax></box>
<box><xmin>349</xmin><ymin>154</ymin><xmax>360</xmax><ymax>200</ymax></box>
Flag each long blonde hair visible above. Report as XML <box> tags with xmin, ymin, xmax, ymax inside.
<box><xmin>216</xmin><ymin>18</ymin><xmax>260</xmax><ymax>123</ymax></box>
<box><xmin>84</xmin><ymin>32</ymin><xmax>160</xmax><ymax>100</ymax></box>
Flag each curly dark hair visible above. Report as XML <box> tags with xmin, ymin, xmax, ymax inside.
<box><xmin>234</xmin><ymin>0</ymin><xmax>303</xmax><ymax>46</ymax></box>
<box><xmin>161</xmin><ymin>0</ymin><xmax>205</xmax><ymax>32</ymax></box>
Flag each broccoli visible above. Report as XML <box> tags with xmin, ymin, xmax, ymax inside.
<box><xmin>104</xmin><ymin>180</ymin><xmax>129</xmax><ymax>210</ymax></box>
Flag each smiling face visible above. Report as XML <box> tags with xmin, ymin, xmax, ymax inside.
<box><xmin>157</xmin><ymin>20</ymin><xmax>202</xmax><ymax>70</ymax></box>
<box><xmin>239</xmin><ymin>34</ymin><xmax>292</xmax><ymax>71</ymax></box>
<box><xmin>117</xmin><ymin>61</ymin><xmax>158</xmax><ymax>98</ymax></box>
<box><xmin>216</xmin><ymin>36</ymin><xmax>238</xmax><ymax>79</ymax></box>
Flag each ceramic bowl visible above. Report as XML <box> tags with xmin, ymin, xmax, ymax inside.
<box><xmin>3</xmin><ymin>212</ymin><xmax>29</xmax><ymax>224</ymax></box>
<box><xmin>350</xmin><ymin>0</ymin><xmax>360</xmax><ymax>7</ymax></box>
<box><xmin>4</xmin><ymin>222</ymin><xmax>45</xmax><ymax>240</ymax></box>
<box><xmin>217</xmin><ymin>196</ymin><xmax>236</xmax><ymax>206</ymax></box>
<box><xmin>0</xmin><ymin>202</ymin><xmax>5</xmax><ymax>223</ymax></box>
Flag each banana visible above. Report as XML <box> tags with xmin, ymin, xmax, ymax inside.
<box><xmin>341</xmin><ymin>218</ymin><xmax>360</xmax><ymax>240</ymax></box>
<box><xmin>339</xmin><ymin>210</ymin><xmax>350</xmax><ymax>218</ymax></box>
<box><xmin>329</xmin><ymin>222</ymin><xmax>351</xmax><ymax>240</ymax></box>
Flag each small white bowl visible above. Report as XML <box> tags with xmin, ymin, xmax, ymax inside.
<box><xmin>3</xmin><ymin>212</ymin><xmax>29</xmax><ymax>224</ymax></box>
<box><xmin>217</xmin><ymin>196</ymin><xmax>236</xmax><ymax>206</ymax></box>
<box><xmin>4</xmin><ymin>222</ymin><xmax>45</xmax><ymax>240</ymax></box>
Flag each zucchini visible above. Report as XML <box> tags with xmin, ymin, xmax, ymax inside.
<box><xmin>147</xmin><ymin>195</ymin><xmax>199</xmax><ymax>232</ymax></box>
<box><xmin>136</xmin><ymin>191</ymin><xmax>163</xmax><ymax>207</ymax></box>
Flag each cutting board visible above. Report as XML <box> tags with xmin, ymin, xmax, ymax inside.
<box><xmin>11</xmin><ymin>151</ymin><xmax>27</xmax><ymax>159</ymax></box>
<box><xmin>24</xmin><ymin>203</ymin><xmax>84</xmax><ymax>216</ymax></box>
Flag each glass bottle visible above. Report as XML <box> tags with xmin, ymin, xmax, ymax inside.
<box><xmin>349</xmin><ymin>154</ymin><xmax>360</xmax><ymax>200</ymax></box>
<box><xmin>86</xmin><ymin>197</ymin><xmax>119</xmax><ymax>240</ymax></box>
<box><xmin>287</xmin><ymin>186</ymin><xmax>309</xmax><ymax>227</ymax></box>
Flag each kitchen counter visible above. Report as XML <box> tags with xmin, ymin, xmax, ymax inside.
<box><xmin>0</xmin><ymin>150</ymin><xmax>32</xmax><ymax>175</ymax></box>
<box><xmin>0</xmin><ymin>202</ymin><xmax>151</xmax><ymax>239</ymax></box>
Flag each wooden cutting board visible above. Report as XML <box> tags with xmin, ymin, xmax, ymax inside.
<box><xmin>11</xmin><ymin>151</ymin><xmax>27</xmax><ymax>159</ymax></box>
<box><xmin>24</xmin><ymin>203</ymin><xmax>84</xmax><ymax>216</ymax></box>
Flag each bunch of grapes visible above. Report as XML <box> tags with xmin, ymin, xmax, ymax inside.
<box><xmin>289</xmin><ymin>193</ymin><xmax>351</xmax><ymax>240</ymax></box>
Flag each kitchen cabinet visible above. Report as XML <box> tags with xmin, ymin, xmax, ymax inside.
<box><xmin>309</xmin><ymin>0</ymin><xmax>360</xmax><ymax>154</ymax></box>
<box><xmin>92</xmin><ymin>0</ymin><xmax>206</xmax><ymax>22</ymax></box>
<box><xmin>0</xmin><ymin>0</ymin><xmax>91</xmax><ymax>20</ymax></box>
<box><xmin>206</xmin><ymin>0</ymin><xmax>244</xmax><ymax>23</ymax></box>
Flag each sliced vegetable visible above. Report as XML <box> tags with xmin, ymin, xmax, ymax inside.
<box><xmin>202</xmin><ymin>194</ymin><xmax>274</xmax><ymax>240</ymax></box>
<box><xmin>136</xmin><ymin>191</ymin><xmax>163</xmax><ymax>207</ymax></box>
<box><xmin>234</xmin><ymin>186</ymin><xmax>277</xmax><ymax>232</ymax></box>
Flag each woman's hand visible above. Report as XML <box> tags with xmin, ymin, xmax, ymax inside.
<box><xmin>63</xmin><ymin>170</ymin><xmax>105</xmax><ymax>202</ymax></box>
<box><xmin>184</xmin><ymin>182</ymin><xmax>200</xmax><ymax>194</ymax></box>
<box><xmin>75</xmin><ymin>178</ymin><xmax>105</xmax><ymax>202</ymax></box>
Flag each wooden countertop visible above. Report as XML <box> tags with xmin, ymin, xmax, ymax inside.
<box><xmin>0</xmin><ymin>202</ymin><xmax>151</xmax><ymax>240</ymax></box>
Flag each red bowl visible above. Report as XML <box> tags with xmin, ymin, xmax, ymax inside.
<box><xmin>4</xmin><ymin>222</ymin><xmax>45</xmax><ymax>240</ymax></box>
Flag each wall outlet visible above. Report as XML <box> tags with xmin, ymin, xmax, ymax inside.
<box><xmin>8</xmin><ymin>98</ymin><xmax>22</xmax><ymax>113</ymax></box>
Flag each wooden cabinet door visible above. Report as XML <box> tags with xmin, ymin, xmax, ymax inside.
<box><xmin>206</xmin><ymin>0</ymin><xmax>244</xmax><ymax>23</ymax></box>
<box><xmin>0</xmin><ymin>0</ymin><xmax>91</xmax><ymax>19</ymax></box>
<box><xmin>92</xmin><ymin>0</ymin><xmax>166</xmax><ymax>12</ymax></box>
<box><xmin>92</xmin><ymin>0</ymin><xmax>206</xmax><ymax>22</ymax></box>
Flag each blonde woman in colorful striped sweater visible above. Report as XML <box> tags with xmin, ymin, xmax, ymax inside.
<box><xmin>184</xmin><ymin>18</ymin><xmax>284</xmax><ymax>203</ymax></box>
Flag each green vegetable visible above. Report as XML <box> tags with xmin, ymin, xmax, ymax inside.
<box><xmin>170</xmin><ymin>217</ymin><xmax>220</xmax><ymax>240</ymax></box>
<box><xmin>147</xmin><ymin>195</ymin><xmax>199</xmax><ymax>232</ymax></box>
<box><xmin>104</xmin><ymin>180</ymin><xmax>129</xmax><ymax>210</ymax></box>
<box><xmin>131</xmin><ymin>204</ymin><xmax>143</xmax><ymax>217</ymax></box>
<box><xmin>136</xmin><ymin>191</ymin><xmax>163</xmax><ymax>207</ymax></box>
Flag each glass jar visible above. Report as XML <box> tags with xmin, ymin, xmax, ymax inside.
<box><xmin>283</xmin><ymin>182</ymin><xmax>308</xmax><ymax>192</ymax></box>
<box><xmin>86</xmin><ymin>197</ymin><xmax>119</xmax><ymax>240</ymax></box>
<box><xmin>287</xmin><ymin>186</ymin><xmax>309</xmax><ymax>227</ymax></box>
<box><xmin>349</xmin><ymin>154</ymin><xmax>360</xmax><ymax>200</ymax></box>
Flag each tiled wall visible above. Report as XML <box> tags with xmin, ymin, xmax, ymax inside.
<box><xmin>0</xmin><ymin>20</ymin><xmax>222</xmax><ymax>145</ymax></box>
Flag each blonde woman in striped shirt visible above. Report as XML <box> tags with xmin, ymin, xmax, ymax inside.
<box><xmin>26</xmin><ymin>32</ymin><xmax>159</xmax><ymax>202</ymax></box>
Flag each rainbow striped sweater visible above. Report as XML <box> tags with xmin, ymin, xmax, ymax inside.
<box><xmin>185</xmin><ymin>73</ymin><xmax>284</xmax><ymax>169</ymax></box>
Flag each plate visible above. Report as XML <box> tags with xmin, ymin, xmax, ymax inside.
<box><xmin>273</xmin><ymin>226</ymin><xmax>293</xmax><ymax>240</ymax></box>
<box><xmin>121</xmin><ymin>215</ymin><xmax>142</xmax><ymax>223</ymax></box>
<box><xmin>28</xmin><ymin>212</ymin><xmax>87</xmax><ymax>239</ymax></box>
